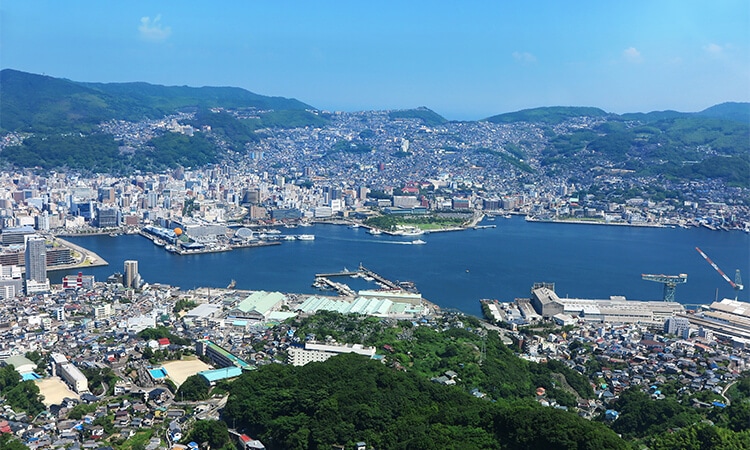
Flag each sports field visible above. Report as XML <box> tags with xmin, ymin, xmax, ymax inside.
<box><xmin>36</xmin><ymin>377</ymin><xmax>78</xmax><ymax>406</ymax></box>
<box><xmin>162</xmin><ymin>358</ymin><xmax>211</xmax><ymax>386</ymax></box>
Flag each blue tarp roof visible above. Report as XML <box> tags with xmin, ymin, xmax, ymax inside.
<box><xmin>199</xmin><ymin>366</ymin><xmax>243</xmax><ymax>382</ymax></box>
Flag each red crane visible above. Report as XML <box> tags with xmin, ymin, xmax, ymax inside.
<box><xmin>695</xmin><ymin>247</ymin><xmax>744</xmax><ymax>300</ymax></box>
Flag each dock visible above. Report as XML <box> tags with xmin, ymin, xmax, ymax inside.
<box><xmin>312</xmin><ymin>277</ymin><xmax>356</xmax><ymax>297</ymax></box>
<box><xmin>314</xmin><ymin>264</ymin><xmax>400</xmax><ymax>290</ymax></box>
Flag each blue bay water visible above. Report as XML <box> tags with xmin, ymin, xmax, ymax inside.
<box><xmin>56</xmin><ymin>218</ymin><xmax>750</xmax><ymax>317</ymax></box>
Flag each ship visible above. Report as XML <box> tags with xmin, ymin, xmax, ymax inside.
<box><xmin>411</xmin><ymin>239</ymin><xmax>426</xmax><ymax>245</ymax></box>
<box><xmin>297</xmin><ymin>234</ymin><xmax>315</xmax><ymax>240</ymax></box>
<box><xmin>368</xmin><ymin>228</ymin><xmax>382</xmax><ymax>235</ymax></box>
<box><xmin>227</xmin><ymin>279</ymin><xmax>236</xmax><ymax>289</ymax></box>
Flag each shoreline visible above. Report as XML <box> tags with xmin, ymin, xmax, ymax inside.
<box><xmin>50</xmin><ymin>236</ymin><xmax>109</xmax><ymax>271</ymax></box>
<box><xmin>524</xmin><ymin>216</ymin><xmax>665</xmax><ymax>228</ymax></box>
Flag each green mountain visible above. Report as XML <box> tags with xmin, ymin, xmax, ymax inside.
<box><xmin>0</xmin><ymin>69</ymin><xmax>313</xmax><ymax>133</ymax></box>
<box><xmin>542</xmin><ymin>115</ymin><xmax>750</xmax><ymax>187</ymax></box>
<box><xmin>484</xmin><ymin>106</ymin><xmax>610</xmax><ymax>125</ymax></box>
<box><xmin>222</xmin><ymin>353</ymin><xmax>627</xmax><ymax>450</ymax></box>
<box><xmin>388</xmin><ymin>107</ymin><xmax>448</xmax><ymax>126</ymax></box>
<box><xmin>697</xmin><ymin>102</ymin><xmax>750</xmax><ymax>123</ymax></box>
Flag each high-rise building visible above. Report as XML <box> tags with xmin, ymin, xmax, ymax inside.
<box><xmin>124</xmin><ymin>260</ymin><xmax>139</xmax><ymax>288</ymax></box>
<box><xmin>25</xmin><ymin>236</ymin><xmax>47</xmax><ymax>283</ymax></box>
<box><xmin>25</xmin><ymin>235</ymin><xmax>49</xmax><ymax>294</ymax></box>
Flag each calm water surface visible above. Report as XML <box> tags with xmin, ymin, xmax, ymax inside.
<box><xmin>58</xmin><ymin>218</ymin><xmax>750</xmax><ymax>316</ymax></box>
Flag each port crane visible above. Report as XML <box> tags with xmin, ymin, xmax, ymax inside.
<box><xmin>641</xmin><ymin>273</ymin><xmax>688</xmax><ymax>302</ymax></box>
<box><xmin>695</xmin><ymin>247</ymin><xmax>744</xmax><ymax>300</ymax></box>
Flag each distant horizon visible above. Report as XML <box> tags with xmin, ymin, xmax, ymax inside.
<box><xmin>3</xmin><ymin>67</ymin><xmax>746</xmax><ymax>122</ymax></box>
<box><xmin>2</xmin><ymin>1</ymin><xmax>748</xmax><ymax>120</ymax></box>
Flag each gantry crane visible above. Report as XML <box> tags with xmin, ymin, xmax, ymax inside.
<box><xmin>641</xmin><ymin>273</ymin><xmax>688</xmax><ymax>302</ymax></box>
<box><xmin>695</xmin><ymin>247</ymin><xmax>744</xmax><ymax>301</ymax></box>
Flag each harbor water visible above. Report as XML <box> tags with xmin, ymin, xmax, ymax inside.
<box><xmin>57</xmin><ymin>217</ymin><xmax>750</xmax><ymax>317</ymax></box>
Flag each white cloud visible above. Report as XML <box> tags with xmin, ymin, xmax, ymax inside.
<box><xmin>512</xmin><ymin>51</ymin><xmax>537</xmax><ymax>64</ymax></box>
<box><xmin>622</xmin><ymin>47</ymin><xmax>642</xmax><ymax>63</ymax></box>
<box><xmin>139</xmin><ymin>14</ymin><xmax>171</xmax><ymax>42</ymax></box>
<box><xmin>703</xmin><ymin>43</ymin><xmax>723</xmax><ymax>55</ymax></box>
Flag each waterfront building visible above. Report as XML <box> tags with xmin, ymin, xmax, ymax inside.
<box><xmin>529</xmin><ymin>285</ymin><xmax>684</xmax><ymax>325</ymax></box>
<box><xmin>2</xmin><ymin>226</ymin><xmax>35</xmax><ymax>245</ymax></box>
<box><xmin>25</xmin><ymin>235</ymin><xmax>49</xmax><ymax>293</ymax></box>
<box><xmin>124</xmin><ymin>260</ymin><xmax>139</xmax><ymax>289</ymax></box>
<box><xmin>682</xmin><ymin>299</ymin><xmax>750</xmax><ymax>341</ymax></box>
<box><xmin>25</xmin><ymin>236</ymin><xmax>46</xmax><ymax>282</ymax></box>
<box><xmin>95</xmin><ymin>206</ymin><xmax>120</xmax><ymax>228</ymax></box>
<box><xmin>229</xmin><ymin>291</ymin><xmax>286</xmax><ymax>321</ymax></box>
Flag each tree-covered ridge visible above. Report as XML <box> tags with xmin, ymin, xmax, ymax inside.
<box><xmin>0</xmin><ymin>69</ymin><xmax>121</xmax><ymax>133</ymax></box>
<box><xmin>289</xmin><ymin>312</ymin><xmax>592</xmax><ymax>404</ymax></box>
<box><xmin>542</xmin><ymin>116</ymin><xmax>750</xmax><ymax>187</ymax></box>
<box><xmin>0</xmin><ymin>69</ymin><xmax>313</xmax><ymax>134</ymax></box>
<box><xmin>0</xmin><ymin>131</ymin><xmax>222</xmax><ymax>173</ymax></box>
<box><xmin>222</xmin><ymin>353</ymin><xmax>626</xmax><ymax>450</ymax></box>
<box><xmin>1</xmin><ymin>133</ymin><xmax>122</xmax><ymax>172</ymax></box>
<box><xmin>388</xmin><ymin>107</ymin><xmax>448</xmax><ymax>126</ymax></box>
<box><xmin>248</xmin><ymin>110</ymin><xmax>330</xmax><ymax>129</ymax></box>
<box><xmin>81</xmin><ymin>81</ymin><xmax>312</xmax><ymax>112</ymax></box>
<box><xmin>484</xmin><ymin>106</ymin><xmax>610</xmax><ymax>125</ymax></box>
<box><xmin>697</xmin><ymin>102</ymin><xmax>750</xmax><ymax>124</ymax></box>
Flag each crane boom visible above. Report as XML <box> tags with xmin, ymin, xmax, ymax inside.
<box><xmin>695</xmin><ymin>247</ymin><xmax>737</xmax><ymax>288</ymax></box>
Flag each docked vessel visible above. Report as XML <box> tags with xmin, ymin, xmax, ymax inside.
<box><xmin>368</xmin><ymin>228</ymin><xmax>382</xmax><ymax>235</ymax></box>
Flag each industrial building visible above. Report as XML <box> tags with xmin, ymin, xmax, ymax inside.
<box><xmin>681</xmin><ymin>299</ymin><xmax>750</xmax><ymax>342</ymax></box>
<box><xmin>530</xmin><ymin>284</ymin><xmax>684</xmax><ymax>325</ymax></box>
<box><xmin>228</xmin><ymin>291</ymin><xmax>286</xmax><ymax>321</ymax></box>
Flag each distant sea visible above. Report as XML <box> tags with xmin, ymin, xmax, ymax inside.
<box><xmin>57</xmin><ymin>217</ymin><xmax>750</xmax><ymax>317</ymax></box>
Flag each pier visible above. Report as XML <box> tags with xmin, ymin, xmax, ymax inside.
<box><xmin>315</xmin><ymin>263</ymin><xmax>404</xmax><ymax>295</ymax></box>
<box><xmin>312</xmin><ymin>277</ymin><xmax>356</xmax><ymax>297</ymax></box>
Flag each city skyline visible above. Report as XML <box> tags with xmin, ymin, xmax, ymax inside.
<box><xmin>1</xmin><ymin>1</ymin><xmax>748</xmax><ymax>120</ymax></box>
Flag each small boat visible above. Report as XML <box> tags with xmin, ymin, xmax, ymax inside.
<box><xmin>297</xmin><ymin>234</ymin><xmax>315</xmax><ymax>241</ymax></box>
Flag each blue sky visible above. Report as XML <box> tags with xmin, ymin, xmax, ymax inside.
<box><xmin>1</xmin><ymin>1</ymin><xmax>748</xmax><ymax>120</ymax></box>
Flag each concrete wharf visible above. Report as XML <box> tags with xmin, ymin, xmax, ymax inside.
<box><xmin>314</xmin><ymin>264</ymin><xmax>400</xmax><ymax>290</ymax></box>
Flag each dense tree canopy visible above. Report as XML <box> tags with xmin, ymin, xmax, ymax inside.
<box><xmin>222</xmin><ymin>353</ymin><xmax>625</xmax><ymax>450</ymax></box>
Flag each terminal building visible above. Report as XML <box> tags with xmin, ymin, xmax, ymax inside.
<box><xmin>530</xmin><ymin>284</ymin><xmax>684</xmax><ymax>325</ymax></box>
